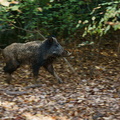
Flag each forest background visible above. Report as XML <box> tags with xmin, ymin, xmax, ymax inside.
<box><xmin>0</xmin><ymin>0</ymin><xmax>120</xmax><ymax>49</ymax></box>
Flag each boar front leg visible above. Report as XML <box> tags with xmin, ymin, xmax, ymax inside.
<box><xmin>32</xmin><ymin>64</ymin><xmax>41</xmax><ymax>83</ymax></box>
<box><xmin>5</xmin><ymin>73</ymin><xmax>12</xmax><ymax>84</ymax></box>
<box><xmin>43</xmin><ymin>64</ymin><xmax>63</xmax><ymax>83</ymax></box>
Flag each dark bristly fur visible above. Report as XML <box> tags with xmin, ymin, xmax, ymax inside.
<box><xmin>2</xmin><ymin>37</ymin><xmax>68</xmax><ymax>84</ymax></box>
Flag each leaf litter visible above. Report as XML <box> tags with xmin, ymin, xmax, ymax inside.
<box><xmin>0</xmin><ymin>46</ymin><xmax>120</xmax><ymax>120</ymax></box>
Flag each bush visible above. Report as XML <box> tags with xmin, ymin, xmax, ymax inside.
<box><xmin>82</xmin><ymin>1</ymin><xmax>120</xmax><ymax>37</ymax></box>
<box><xmin>1</xmin><ymin>0</ymin><xmax>118</xmax><ymax>45</ymax></box>
<box><xmin>0</xmin><ymin>0</ymin><xmax>96</xmax><ymax>44</ymax></box>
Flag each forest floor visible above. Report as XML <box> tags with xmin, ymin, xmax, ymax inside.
<box><xmin>0</xmin><ymin>45</ymin><xmax>120</xmax><ymax>120</ymax></box>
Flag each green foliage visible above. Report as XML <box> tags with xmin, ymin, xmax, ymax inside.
<box><xmin>83</xmin><ymin>1</ymin><xmax>120</xmax><ymax>37</ymax></box>
<box><xmin>0</xmin><ymin>0</ymin><xmax>93</xmax><ymax>44</ymax></box>
<box><xmin>0</xmin><ymin>0</ymin><xmax>45</xmax><ymax>43</ymax></box>
<box><xmin>0</xmin><ymin>0</ymin><xmax>119</xmax><ymax>45</ymax></box>
<box><xmin>40</xmin><ymin>0</ymin><xmax>87</xmax><ymax>38</ymax></box>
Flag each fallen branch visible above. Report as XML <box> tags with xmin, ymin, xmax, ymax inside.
<box><xmin>25</xmin><ymin>84</ymin><xmax>42</xmax><ymax>89</ymax></box>
<box><xmin>6</xmin><ymin>90</ymin><xmax>28</xmax><ymax>96</ymax></box>
<box><xmin>63</xmin><ymin>57</ymin><xmax>76</xmax><ymax>74</ymax></box>
<box><xmin>5</xmin><ymin>84</ymin><xmax>43</xmax><ymax>95</ymax></box>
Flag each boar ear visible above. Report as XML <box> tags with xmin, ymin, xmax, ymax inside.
<box><xmin>47</xmin><ymin>37</ymin><xmax>54</xmax><ymax>43</ymax></box>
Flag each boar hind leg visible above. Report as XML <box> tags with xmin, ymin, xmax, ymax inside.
<box><xmin>32</xmin><ymin>64</ymin><xmax>40</xmax><ymax>83</ymax></box>
<box><xmin>3</xmin><ymin>60</ymin><xmax>20</xmax><ymax>84</ymax></box>
<box><xmin>43</xmin><ymin>64</ymin><xmax>63</xmax><ymax>83</ymax></box>
<box><xmin>5</xmin><ymin>73</ymin><xmax>12</xmax><ymax>84</ymax></box>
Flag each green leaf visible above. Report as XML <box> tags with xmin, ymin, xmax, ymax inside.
<box><xmin>0</xmin><ymin>0</ymin><xmax>10</xmax><ymax>6</ymax></box>
<box><xmin>92</xmin><ymin>16</ymin><xmax>96</xmax><ymax>21</ymax></box>
<box><xmin>50</xmin><ymin>0</ymin><xmax>54</xmax><ymax>2</ymax></box>
<box><xmin>10</xmin><ymin>5</ymin><xmax>19</xmax><ymax>11</ymax></box>
<box><xmin>76</xmin><ymin>24</ymin><xmax>80</xmax><ymax>28</ymax></box>
<box><xmin>104</xmin><ymin>25</ymin><xmax>110</xmax><ymax>34</ymax></box>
